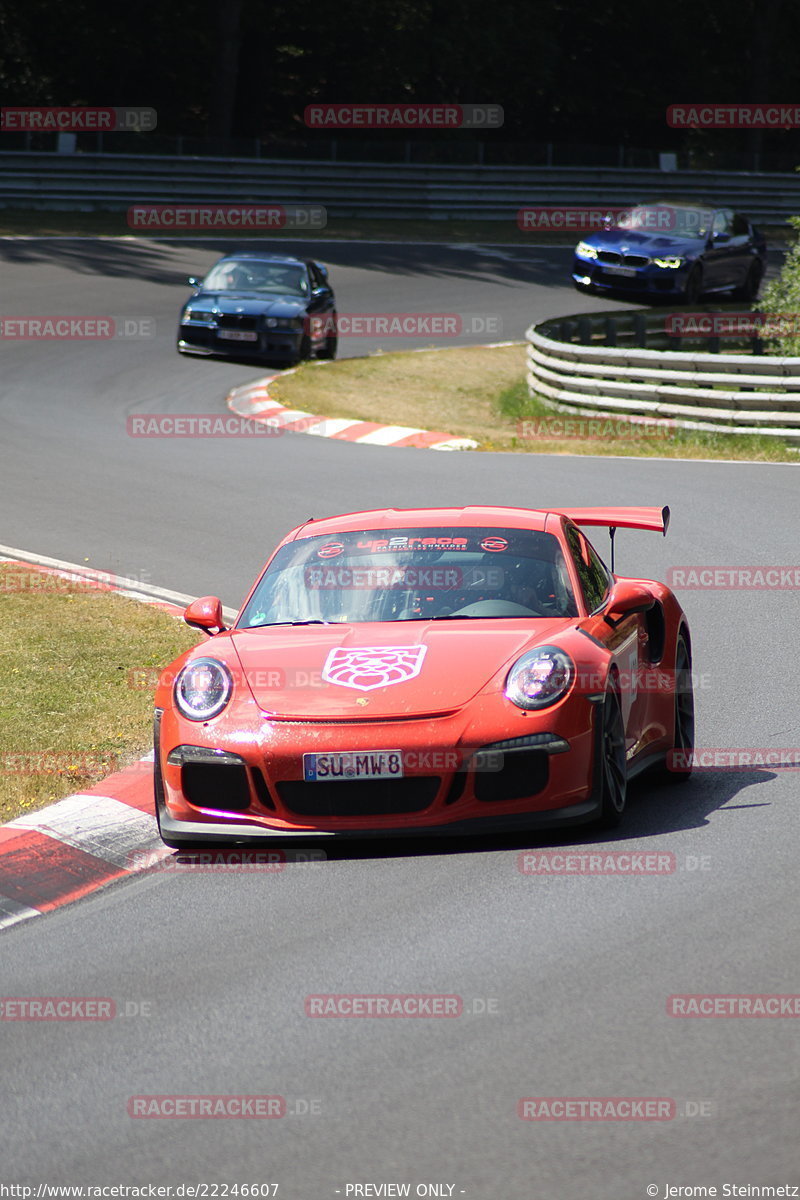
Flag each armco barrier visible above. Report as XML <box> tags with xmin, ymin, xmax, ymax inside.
<box><xmin>2</xmin><ymin>153</ymin><xmax>800</xmax><ymax>223</ymax></box>
<box><xmin>526</xmin><ymin>308</ymin><xmax>800</xmax><ymax>443</ymax></box>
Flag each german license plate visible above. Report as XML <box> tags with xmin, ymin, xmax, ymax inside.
<box><xmin>218</xmin><ymin>329</ymin><xmax>258</xmax><ymax>342</ymax></box>
<box><xmin>603</xmin><ymin>265</ymin><xmax>637</xmax><ymax>277</ymax></box>
<box><xmin>303</xmin><ymin>750</ymin><xmax>404</xmax><ymax>782</ymax></box>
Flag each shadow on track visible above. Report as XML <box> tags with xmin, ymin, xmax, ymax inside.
<box><xmin>155</xmin><ymin>768</ymin><xmax>777</xmax><ymax>870</ymax></box>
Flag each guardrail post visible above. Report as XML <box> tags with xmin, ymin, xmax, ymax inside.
<box><xmin>578</xmin><ymin>317</ymin><xmax>591</xmax><ymax>345</ymax></box>
<box><xmin>604</xmin><ymin>317</ymin><xmax>617</xmax><ymax>347</ymax></box>
<box><xmin>633</xmin><ymin>313</ymin><xmax>647</xmax><ymax>347</ymax></box>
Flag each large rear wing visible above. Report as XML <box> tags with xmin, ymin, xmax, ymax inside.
<box><xmin>554</xmin><ymin>506</ymin><xmax>670</xmax><ymax>536</ymax></box>
<box><xmin>552</xmin><ymin>506</ymin><xmax>669</xmax><ymax>572</ymax></box>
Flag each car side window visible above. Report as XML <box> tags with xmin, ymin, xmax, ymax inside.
<box><xmin>732</xmin><ymin>213</ymin><xmax>748</xmax><ymax>237</ymax></box>
<box><xmin>713</xmin><ymin>210</ymin><xmax>733</xmax><ymax>237</ymax></box>
<box><xmin>308</xmin><ymin>264</ymin><xmax>326</xmax><ymax>291</ymax></box>
<box><xmin>564</xmin><ymin>524</ymin><xmax>611</xmax><ymax>612</ymax></box>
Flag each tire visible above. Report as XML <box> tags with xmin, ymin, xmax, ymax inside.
<box><xmin>683</xmin><ymin>266</ymin><xmax>703</xmax><ymax>305</ymax></box>
<box><xmin>288</xmin><ymin>333</ymin><xmax>311</xmax><ymax>367</ymax></box>
<box><xmin>733</xmin><ymin>261</ymin><xmax>763</xmax><ymax>302</ymax></box>
<box><xmin>317</xmin><ymin>315</ymin><xmax>338</xmax><ymax>360</ymax></box>
<box><xmin>596</xmin><ymin>677</ymin><xmax>628</xmax><ymax>828</ymax></box>
<box><xmin>667</xmin><ymin>632</ymin><xmax>695</xmax><ymax>783</ymax></box>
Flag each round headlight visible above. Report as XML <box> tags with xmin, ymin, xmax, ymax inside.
<box><xmin>505</xmin><ymin>646</ymin><xmax>574</xmax><ymax>710</ymax></box>
<box><xmin>174</xmin><ymin>658</ymin><xmax>232</xmax><ymax>721</ymax></box>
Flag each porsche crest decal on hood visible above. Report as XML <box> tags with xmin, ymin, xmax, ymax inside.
<box><xmin>321</xmin><ymin>645</ymin><xmax>428</xmax><ymax>691</ymax></box>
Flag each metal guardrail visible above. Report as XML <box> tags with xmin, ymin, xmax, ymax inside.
<box><xmin>526</xmin><ymin>308</ymin><xmax>800</xmax><ymax>443</ymax></box>
<box><xmin>2</xmin><ymin>153</ymin><xmax>800</xmax><ymax>223</ymax></box>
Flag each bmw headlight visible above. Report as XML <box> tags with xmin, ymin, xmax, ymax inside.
<box><xmin>183</xmin><ymin>308</ymin><xmax>216</xmax><ymax>323</ymax></box>
<box><xmin>575</xmin><ymin>241</ymin><xmax>598</xmax><ymax>260</ymax></box>
<box><xmin>174</xmin><ymin>658</ymin><xmax>233</xmax><ymax>721</ymax></box>
<box><xmin>505</xmin><ymin>646</ymin><xmax>574</xmax><ymax>710</ymax></box>
<box><xmin>653</xmin><ymin>256</ymin><xmax>683</xmax><ymax>269</ymax></box>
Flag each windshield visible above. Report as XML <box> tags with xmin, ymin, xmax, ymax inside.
<box><xmin>202</xmin><ymin>259</ymin><xmax>309</xmax><ymax>297</ymax></box>
<box><xmin>238</xmin><ymin>527</ymin><xmax>579</xmax><ymax>626</ymax></box>
<box><xmin>615</xmin><ymin>205</ymin><xmax>713</xmax><ymax>241</ymax></box>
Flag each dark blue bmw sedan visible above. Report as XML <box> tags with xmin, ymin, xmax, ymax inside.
<box><xmin>571</xmin><ymin>203</ymin><xmax>766</xmax><ymax>304</ymax></box>
<box><xmin>177</xmin><ymin>253</ymin><xmax>337</xmax><ymax>365</ymax></box>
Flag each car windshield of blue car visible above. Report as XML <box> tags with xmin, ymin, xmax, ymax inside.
<box><xmin>616</xmin><ymin>205</ymin><xmax>713</xmax><ymax>241</ymax></box>
<box><xmin>238</xmin><ymin>528</ymin><xmax>579</xmax><ymax>626</ymax></box>
<box><xmin>203</xmin><ymin>260</ymin><xmax>309</xmax><ymax>296</ymax></box>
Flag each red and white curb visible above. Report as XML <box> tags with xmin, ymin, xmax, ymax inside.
<box><xmin>227</xmin><ymin>371</ymin><xmax>479</xmax><ymax>451</ymax></box>
<box><xmin>0</xmin><ymin>758</ymin><xmax>161</xmax><ymax>930</ymax></box>
<box><xmin>0</xmin><ymin>547</ymin><xmax>240</xmax><ymax>933</ymax></box>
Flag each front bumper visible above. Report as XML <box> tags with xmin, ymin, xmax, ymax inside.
<box><xmin>156</xmin><ymin>796</ymin><xmax>603</xmax><ymax>842</ymax></box>
<box><xmin>572</xmin><ymin>258</ymin><xmax>692</xmax><ymax>296</ymax></box>
<box><xmin>155</xmin><ymin>700</ymin><xmax>602</xmax><ymax>842</ymax></box>
<box><xmin>178</xmin><ymin>323</ymin><xmax>301</xmax><ymax>359</ymax></box>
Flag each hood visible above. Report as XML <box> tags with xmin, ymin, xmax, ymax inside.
<box><xmin>585</xmin><ymin>228</ymin><xmax>704</xmax><ymax>256</ymax></box>
<box><xmin>190</xmin><ymin>292</ymin><xmax>306</xmax><ymax>318</ymax></box>
<box><xmin>229</xmin><ymin>619</ymin><xmax>571</xmax><ymax>720</ymax></box>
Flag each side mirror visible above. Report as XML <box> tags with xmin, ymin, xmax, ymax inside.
<box><xmin>183</xmin><ymin>595</ymin><xmax>226</xmax><ymax>634</ymax></box>
<box><xmin>712</xmin><ymin>231</ymin><xmax>730</xmax><ymax>244</ymax></box>
<box><xmin>603</xmin><ymin>580</ymin><xmax>655</xmax><ymax>627</ymax></box>
<box><xmin>187</xmin><ymin>276</ymin><xmax>202</xmax><ymax>288</ymax></box>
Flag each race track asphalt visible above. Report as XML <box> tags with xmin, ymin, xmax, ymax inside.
<box><xmin>1</xmin><ymin>239</ymin><xmax>798</xmax><ymax>1198</ymax></box>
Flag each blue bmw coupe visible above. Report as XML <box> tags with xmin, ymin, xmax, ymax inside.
<box><xmin>177</xmin><ymin>253</ymin><xmax>337</xmax><ymax>365</ymax></box>
<box><xmin>572</xmin><ymin>203</ymin><xmax>766</xmax><ymax>304</ymax></box>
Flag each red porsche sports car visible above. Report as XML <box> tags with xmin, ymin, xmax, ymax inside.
<box><xmin>154</xmin><ymin>505</ymin><xmax>694</xmax><ymax>847</ymax></box>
